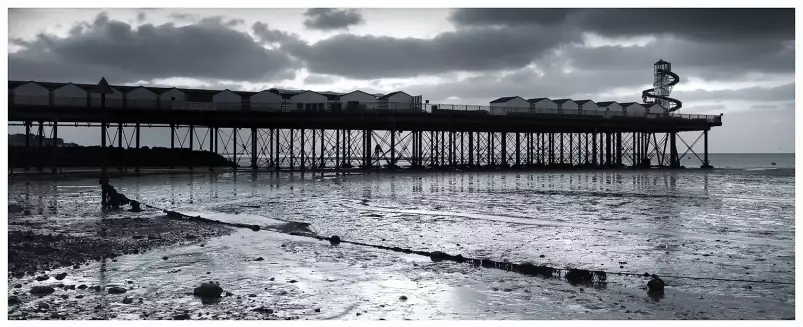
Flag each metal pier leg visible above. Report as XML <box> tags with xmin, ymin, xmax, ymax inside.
<box><xmin>335</xmin><ymin>129</ymin><xmax>340</xmax><ymax>170</ymax></box>
<box><xmin>702</xmin><ymin>129</ymin><xmax>711</xmax><ymax>168</ymax></box>
<box><xmin>320</xmin><ymin>129</ymin><xmax>325</xmax><ymax>169</ymax></box>
<box><xmin>101</xmin><ymin>121</ymin><xmax>107</xmax><ymax>208</ymax></box>
<box><xmin>24</xmin><ymin>121</ymin><xmax>30</xmax><ymax>171</ymax></box>
<box><xmin>300</xmin><ymin>128</ymin><xmax>306</xmax><ymax>171</ymax></box>
<box><xmin>592</xmin><ymin>132</ymin><xmax>598</xmax><ymax>166</ymax></box>
<box><xmin>233</xmin><ymin>128</ymin><xmax>238</xmax><ymax>171</ymax></box>
<box><xmin>670</xmin><ymin>132</ymin><xmax>679</xmax><ymax>168</ymax></box>
<box><xmin>569</xmin><ymin>133</ymin><xmax>573</xmax><ymax>166</ymax></box>
<box><xmin>390</xmin><ymin>128</ymin><xmax>396</xmax><ymax>169</ymax></box>
<box><xmin>170</xmin><ymin>124</ymin><xmax>175</xmax><ymax>169</ymax></box>
<box><xmin>251</xmin><ymin>127</ymin><xmax>257</xmax><ymax>170</ymax></box>
<box><xmin>311</xmin><ymin>128</ymin><xmax>316</xmax><ymax>170</ymax></box>
<box><xmin>51</xmin><ymin>122</ymin><xmax>58</xmax><ymax>174</ymax></box>
<box><xmin>207</xmin><ymin>126</ymin><xmax>213</xmax><ymax>171</ymax></box>
<box><xmin>468</xmin><ymin>131</ymin><xmax>474</xmax><ymax>167</ymax></box>
<box><xmin>501</xmin><ymin>132</ymin><xmax>508</xmax><ymax>167</ymax></box>
<box><xmin>289</xmin><ymin>128</ymin><xmax>294</xmax><ymax>170</ymax></box>
<box><xmin>275</xmin><ymin>129</ymin><xmax>281</xmax><ymax>171</ymax></box>
<box><xmin>616</xmin><ymin>133</ymin><xmax>622</xmax><ymax>167</ymax></box>
<box><xmin>515</xmin><ymin>132</ymin><xmax>521</xmax><ymax>167</ymax></box>
<box><xmin>189</xmin><ymin>125</ymin><xmax>194</xmax><ymax>170</ymax></box>
<box><xmin>136</xmin><ymin>123</ymin><xmax>141</xmax><ymax>172</ymax></box>
<box><xmin>115</xmin><ymin>122</ymin><xmax>123</xmax><ymax>171</ymax></box>
<box><xmin>37</xmin><ymin>121</ymin><xmax>44</xmax><ymax>172</ymax></box>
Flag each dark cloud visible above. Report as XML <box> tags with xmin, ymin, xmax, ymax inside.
<box><xmin>252</xmin><ymin>22</ymin><xmax>304</xmax><ymax>46</ymax></box>
<box><xmin>137</xmin><ymin>12</ymin><xmax>146</xmax><ymax>23</ymax></box>
<box><xmin>450</xmin><ymin>8</ymin><xmax>574</xmax><ymax>27</ymax></box>
<box><xmin>303</xmin><ymin>8</ymin><xmax>364</xmax><ymax>31</ymax></box>
<box><xmin>283</xmin><ymin>24</ymin><xmax>579</xmax><ymax>79</ymax></box>
<box><xmin>9</xmin><ymin>13</ymin><xmax>297</xmax><ymax>84</ymax></box>
<box><xmin>450</xmin><ymin>8</ymin><xmax>794</xmax><ymax>42</ymax></box>
<box><xmin>558</xmin><ymin>38</ymin><xmax>793</xmax><ymax>82</ymax></box>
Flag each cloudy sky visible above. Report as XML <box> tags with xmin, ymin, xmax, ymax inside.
<box><xmin>7</xmin><ymin>7</ymin><xmax>796</xmax><ymax>153</ymax></box>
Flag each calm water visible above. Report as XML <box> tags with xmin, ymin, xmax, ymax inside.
<box><xmin>8</xmin><ymin>154</ymin><xmax>795</xmax><ymax>319</ymax></box>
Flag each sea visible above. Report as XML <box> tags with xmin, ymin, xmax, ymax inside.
<box><xmin>7</xmin><ymin>153</ymin><xmax>795</xmax><ymax>319</ymax></box>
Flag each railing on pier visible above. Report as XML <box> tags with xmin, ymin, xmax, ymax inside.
<box><xmin>8</xmin><ymin>95</ymin><xmax>721</xmax><ymax>123</ymax></box>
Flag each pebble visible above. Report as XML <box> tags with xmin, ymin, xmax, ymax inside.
<box><xmin>314</xmin><ymin>308</ymin><xmax>321</xmax><ymax>313</ymax></box>
<box><xmin>288</xmin><ymin>280</ymin><xmax>298</xmax><ymax>283</ymax></box>
<box><xmin>14</xmin><ymin>284</ymin><xmax>22</xmax><ymax>289</ymax></box>
<box><xmin>35</xmin><ymin>274</ymin><xmax>50</xmax><ymax>281</ymax></box>
<box><xmin>108</xmin><ymin>287</ymin><xmax>127</xmax><ymax>294</ymax></box>
<box><xmin>162</xmin><ymin>256</ymin><xmax>168</xmax><ymax>260</ymax></box>
<box><xmin>9</xmin><ymin>296</ymin><xmax>21</xmax><ymax>305</ymax></box>
<box><xmin>122</xmin><ymin>297</ymin><xmax>134</xmax><ymax>304</ymax></box>
<box><xmin>255</xmin><ymin>257</ymin><xmax>264</xmax><ymax>261</ymax></box>
<box><xmin>77</xmin><ymin>285</ymin><xmax>87</xmax><ymax>290</ymax></box>
<box><xmin>193</xmin><ymin>282</ymin><xmax>223</xmax><ymax>298</ymax></box>
<box><xmin>399</xmin><ymin>295</ymin><xmax>408</xmax><ymax>301</ymax></box>
<box><xmin>38</xmin><ymin>302</ymin><xmax>50</xmax><ymax>310</ymax></box>
<box><xmin>173</xmin><ymin>313</ymin><xmax>191</xmax><ymax>320</ymax></box>
<box><xmin>30</xmin><ymin>286</ymin><xmax>55</xmax><ymax>295</ymax></box>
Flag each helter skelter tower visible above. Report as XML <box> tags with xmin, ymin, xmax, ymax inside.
<box><xmin>642</xmin><ymin>59</ymin><xmax>682</xmax><ymax>113</ymax></box>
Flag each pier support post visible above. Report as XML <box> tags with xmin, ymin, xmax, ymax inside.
<box><xmin>251</xmin><ymin>127</ymin><xmax>257</xmax><ymax>170</ymax></box>
<box><xmin>208</xmin><ymin>126</ymin><xmax>213</xmax><ymax>171</ymax></box>
<box><xmin>233</xmin><ymin>128</ymin><xmax>238</xmax><ymax>171</ymax></box>
<box><xmin>501</xmin><ymin>132</ymin><xmax>508</xmax><ymax>167</ymax></box>
<box><xmin>606</xmin><ymin>133</ymin><xmax>612</xmax><ymax>166</ymax></box>
<box><xmin>275</xmin><ymin>129</ymin><xmax>281</xmax><ymax>171</ymax></box>
<box><xmin>170</xmin><ymin>124</ymin><xmax>175</xmax><ymax>169</ymax></box>
<box><xmin>320</xmin><ymin>129</ymin><xmax>325</xmax><ymax>169</ymax></box>
<box><xmin>51</xmin><ymin>121</ymin><xmax>58</xmax><ymax>174</ymax></box>
<box><xmin>515</xmin><ymin>133</ymin><xmax>521</xmax><ymax>167</ymax></box>
<box><xmin>300</xmin><ymin>128</ymin><xmax>306</xmax><ymax>171</ymax></box>
<box><xmin>311</xmin><ymin>128</ymin><xmax>316</xmax><ymax>170</ymax></box>
<box><xmin>100</xmin><ymin>121</ymin><xmax>107</xmax><ymax>208</ymax></box>
<box><xmin>136</xmin><ymin>123</ymin><xmax>141</xmax><ymax>173</ymax></box>
<box><xmin>702</xmin><ymin>129</ymin><xmax>712</xmax><ymax>168</ymax></box>
<box><xmin>559</xmin><ymin>133</ymin><xmax>564</xmax><ymax>165</ymax></box>
<box><xmin>468</xmin><ymin>132</ymin><xmax>474</xmax><ymax>167</ymax></box>
<box><xmin>117</xmin><ymin>123</ymin><xmax>123</xmax><ymax>171</ymax></box>
<box><xmin>189</xmin><ymin>125</ymin><xmax>194</xmax><ymax>170</ymax></box>
<box><xmin>390</xmin><ymin>128</ymin><xmax>396</xmax><ymax>169</ymax></box>
<box><xmin>591</xmin><ymin>132</ymin><xmax>597</xmax><ymax>166</ymax></box>
<box><xmin>616</xmin><ymin>133</ymin><xmax>622</xmax><ymax>167</ymax></box>
<box><xmin>335</xmin><ymin>130</ymin><xmax>340</xmax><ymax>170</ymax></box>
<box><xmin>24</xmin><ymin>121</ymin><xmax>30</xmax><ymax>171</ymax></box>
<box><xmin>37</xmin><ymin>121</ymin><xmax>44</xmax><ymax>172</ymax></box>
<box><xmin>670</xmin><ymin>132</ymin><xmax>680</xmax><ymax>168</ymax></box>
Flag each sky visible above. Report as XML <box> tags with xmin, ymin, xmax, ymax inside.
<box><xmin>6</xmin><ymin>7</ymin><xmax>796</xmax><ymax>153</ymax></box>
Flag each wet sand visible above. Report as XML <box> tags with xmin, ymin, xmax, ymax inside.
<box><xmin>7</xmin><ymin>169</ymin><xmax>796</xmax><ymax>320</ymax></box>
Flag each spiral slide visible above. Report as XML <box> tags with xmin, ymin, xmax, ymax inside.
<box><xmin>642</xmin><ymin>69</ymin><xmax>683</xmax><ymax>113</ymax></box>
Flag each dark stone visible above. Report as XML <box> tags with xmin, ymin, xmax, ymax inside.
<box><xmin>329</xmin><ymin>235</ymin><xmax>341</xmax><ymax>245</ymax></box>
<box><xmin>73</xmin><ymin>265</ymin><xmax>80</xmax><ymax>269</ymax></box>
<box><xmin>255</xmin><ymin>257</ymin><xmax>264</xmax><ymax>261</ymax></box>
<box><xmin>55</xmin><ymin>272</ymin><xmax>68</xmax><ymax>280</ymax></box>
<box><xmin>249</xmin><ymin>294</ymin><xmax>257</xmax><ymax>298</ymax></box>
<box><xmin>539</xmin><ymin>255</ymin><xmax>545</xmax><ymax>258</ymax></box>
<box><xmin>429</xmin><ymin>251</ymin><xmax>449</xmax><ymax>262</ymax></box>
<box><xmin>314</xmin><ymin>308</ymin><xmax>321</xmax><ymax>313</ymax></box>
<box><xmin>122</xmin><ymin>297</ymin><xmax>134</xmax><ymax>304</ymax></box>
<box><xmin>75</xmin><ymin>295</ymin><xmax>84</xmax><ymax>299</ymax></box>
<box><xmin>185</xmin><ymin>235</ymin><xmax>197</xmax><ymax>240</ymax></box>
<box><xmin>108</xmin><ymin>287</ymin><xmax>127</xmax><ymax>294</ymax></box>
<box><xmin>13</xmin><ymin>271</ymin><xmax>25</xmax><ymax>278</ymax></box>
<box><xmin>30</xmin><ymin>286</ymin><xmax>55</xmax><ymax>295</ymax></box>
<box><xmin>36</xmin><ymin>274</ymin><xmax>50</xmax><ymax>281</ymax></box>
<box><xmin>9</xmin><ymin>296</ymin><xmax>21</xmax><ymax>305</ymax></box>
<box><xmin>77</xmin><ymin>284</ymin><xmax>87</xmax><ymax>290</ymax></box>
<box><xmin>14</xmin><ymin>284</ymin><xmax>22</xmax><ymax>288</ymax></box>
<box><xmin>288</xmin><ymin>280</ymin><xmax>298</xmax><ymax>283</ymax></box>
<box><xmin>251</xmin><ymin>225</ymin><xmax>261</xmax><ymax>231</ymax></box>
<box><xmin>162</xmin><ymin>256</ymin><xmax>168</xmax><ymax>260</ymax></box>
<box><xmin>173</xmin><ymin>313</ymin><xmax>191</xmax><ymax>320</ymax></box>
<box><xmin>132</xmin><ymin>235</ymin><xmax>144</xmax><ymax>240</ymax></box>
<box><xmin>399</xmin><ymin>295</ymin><xmax>408</xmax><ymax>301</ymax></box>
<box><xmin>647</xmin><ymin>276</ymin><xmax>665</xmax><ymax>294</ymax></box>
<box><xmin>38</xmin><ymin>302</ymin><xmax>50</xmax><ymax>310</ymax></box>
<box><xmin>565</xmin><ymin>269</ymin><xmax>594</xmax><ymax>285</ymax></box>
<box><xmin>225</xmin><ymin>291</ymin><xmax>234</xmax><ymax>297</ymax></box>
<box><xmin>193</xmin><ymin>282</ymin><xmax>223</xmax><ymax>298</ymax></box>
<box><xmin>65</xmin><ymin>285</ymin><xmax>76</xmax><ymax>290</ymax></box>
<box><xmin>253</xmin><ymin>307</ymin><xmax>274</xmax><ymax>314</ymax></box>
<box><xmin>269</xmin><ymin>277</ymin><xmax>275</xmax><ymax>281</ymax></box>
<box><xmin>127</xmin><ymin>281</ymin><xmax>134</xmax><ymax>284</ymax></box>
<box><xmin>55</xmin><ymin>283</ymin><xmax>65</xmax><ymax>288</ymax></box>
<box><xmin>61</xmin><ymin>294</ymin><xmax>69</xmax><ymax>299</ymax></box>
